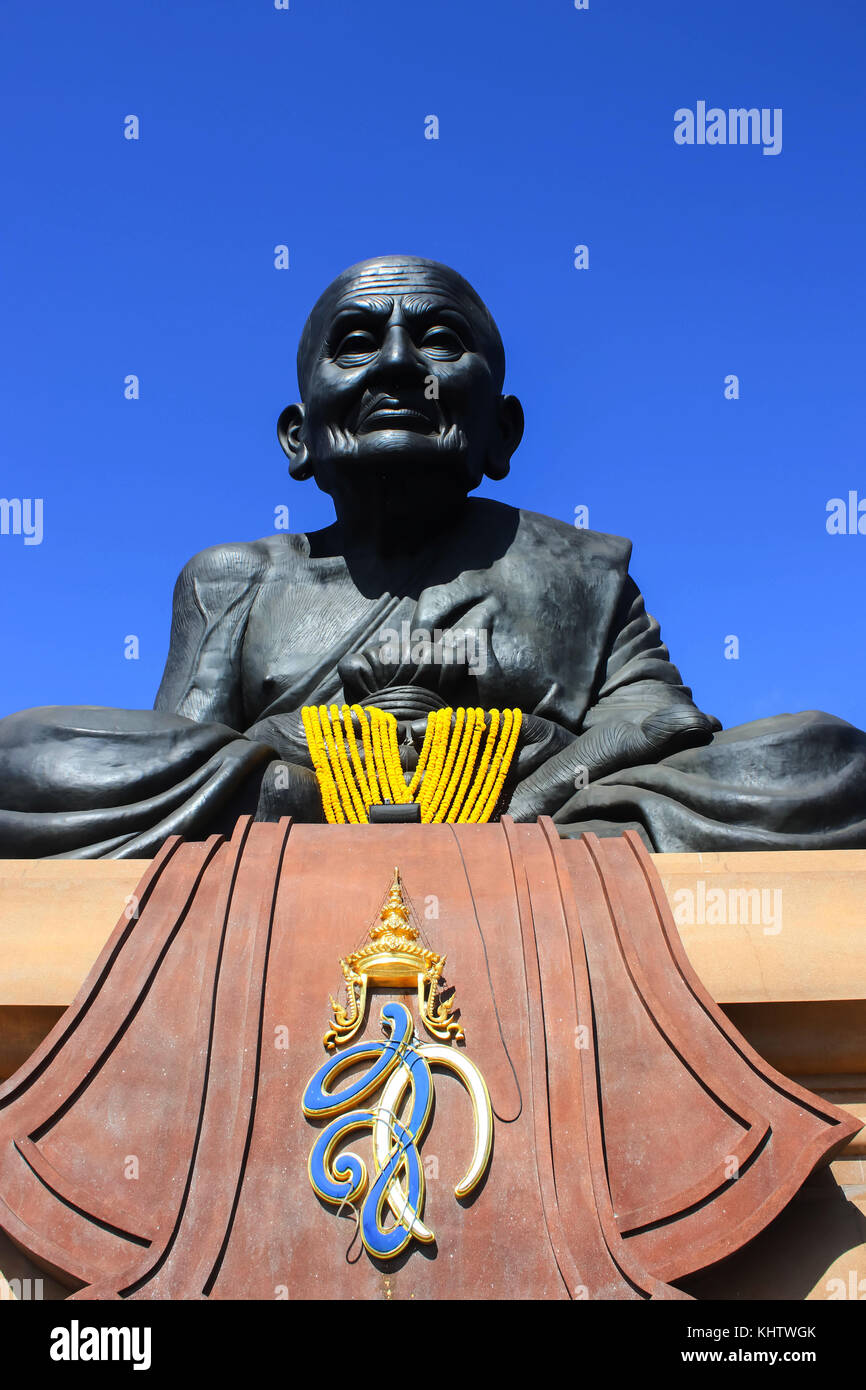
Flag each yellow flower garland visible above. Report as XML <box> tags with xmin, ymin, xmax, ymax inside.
<box><xmin>425</xmin><ymin>707</ymin><xmax>466</xmax><ymax>822</ymax></box>
<box><xmin>352</xmin><ymin>702</ymin><xmax>380</xmax><ymax>803</ymax></box>
<box><xmin>301</xmin><ymin>703</ymin><xmax>523</xmax><ymax>825</ymax></box>
<box><xmin>301</xmin><ymin>706</ymin><xmax>343</xmax><ymax>823</ymax></box>
<box><xmin>406</xmin><ymin>715</ymin><xmax>437</xmax><ymax>799</ymax></box>
<box><xmin>432</xmin><ymin>707</ymin><xmax>476</xmax><ymax>823</ymax></box>
<box><xmin>448</xmin><ymin>706</ymin><xmax>486</xmax><ymax>821</ymax></box>
<box><xmin>458</xmin><ymin>707</ymin><xmax>501</xmax><ymax>823</ymax></box>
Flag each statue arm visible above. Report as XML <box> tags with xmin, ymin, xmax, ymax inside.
<box><xmin>581</xmin><ymin>577</ymin><xmax>720</xmax><ymax>732</ymax></box>
<box><xmin>507</xmin><ymin>577</ymin><xmax>719</xmax><ymax>818</ymax></box>
<box><xmin>154</xmin><ymin>542</ymin><xmax>268</xmax><ymax>729</ymax></box>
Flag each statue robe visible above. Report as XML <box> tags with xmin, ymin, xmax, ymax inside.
<box><xmin>1</xmin><ymin>499</ymin><xmax>864</xmax><ymax>857</ymax></box>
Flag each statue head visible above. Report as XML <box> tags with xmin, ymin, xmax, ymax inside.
<box><xmin>277</xmin><ymin>255</ymin><xmax>524</xmax><ymax>529</ymax></box>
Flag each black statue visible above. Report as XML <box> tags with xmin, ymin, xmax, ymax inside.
<box><xmin>2</xmin><ymin>255</ymin><xmax>865</xmax><ymax>858</ymax></box>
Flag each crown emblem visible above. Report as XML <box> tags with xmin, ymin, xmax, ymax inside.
<box><xmin>306</xmin><ymin>869</ymin><xmax>490</xmax><ymax>1260</ymax></box>
<box><xmin>324</xmin><ymin>867</ymin><xmax>463</xmax><ymax>1050</ymax></box>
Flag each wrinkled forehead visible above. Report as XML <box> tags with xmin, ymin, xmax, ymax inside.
<box><xmin>297</xmin><ymin>257</ymin><xmax>504</xmax><ymax>391</ymax></box>
<box><xmin>328</xmin><ymin>261</ymin><xmax>479</xmax><ymax>310</ymax></box>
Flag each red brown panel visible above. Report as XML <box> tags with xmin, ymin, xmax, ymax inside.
<box><xmin>0</xmin><ymin>818</ymin><xmax>857</xmax><ymax>1300</ymax></box>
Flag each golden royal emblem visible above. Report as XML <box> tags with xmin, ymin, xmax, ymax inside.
<box><xmin>324</xmin><ymin>866</ymin><xmax>463</xmax><ymax>1051</ymax></box>
<box><xmin>302</xmin><ymin>868</ymin><xmax>493</xmax><ymax>1260</ymax></box>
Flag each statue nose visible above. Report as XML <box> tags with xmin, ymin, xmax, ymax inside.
<box><xmin>377</xmin><ymin>325</ymin><xmax>422</xmax><ymax>377</ymax></box>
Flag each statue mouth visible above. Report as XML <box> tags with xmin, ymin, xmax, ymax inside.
<box><xmin>356</xmin><ymin>396</ymin><xmax>438</xmax><ymax>435</ymax></box>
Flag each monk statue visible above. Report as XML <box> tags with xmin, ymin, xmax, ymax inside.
<box><xmin>2</xmin><ymin>254</ymin><xmax>866</xmax><ymax>858</ymax></box>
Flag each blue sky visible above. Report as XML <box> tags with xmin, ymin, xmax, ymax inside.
<box><xmin>1</xmin><ymin>0</ymin><xmax>864</xmax><ymax>730</ymax></box>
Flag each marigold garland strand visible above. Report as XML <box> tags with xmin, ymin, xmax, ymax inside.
<box><xmin>458</xmin><ymin>707</ymin><xmax>501</xmax><ymax>823</ymax></box>
<box><xmin>321</xmin><ymin>705</ymin><xmax>360</xmax><ymax>822</ymax></box>
<box><xmin>329</xmin><ymin>703</ymin><xmax>366</xmax><ymax>822</ymax></box>
<box><xmin>418</xmin><ymin>708</ymin><xmax>454</xmax><ymax>820</ymax></box>
<box><xmin>406</xmin><ymin>715</ymin><xmax>437</xmax><ymax>799</ymax></box>
<box><xmin>340</xmin><ymin>704</ymin><xmax>373</xmax><ymax>808</ymax></box>
<box><xmin>352</xmin><ymin>702</ymin><xmax>380</xmax><ymax>804</ymax></box>
<box><xmin>301</xmin><ymin>706</ymin><xmax>343</xmax><ymax>824</ymax></box>
<box><xmin>426</xmin><ymin>707</ymin><xmax>466</xmax><ymax>822</ymax></box>
<box><xmin>433</xmin><ymin>707</ymin><xmax>476</xmax><ymax>823</ymax></box>
<box><xmin>448</xmin><ymin>706</ymin><xmax>486</xmax><ymax>822</ymax></box>
<box><xmin>475</xmin><ymin>708</ymin><xmax>523</xmax><ymax>824</ymax></box>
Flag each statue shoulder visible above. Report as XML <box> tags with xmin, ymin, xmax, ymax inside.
<box><xmin>175</xmin><ymin>537</ymin><xmax>282</xmax><ymax>589</ymax></box>
<box><xmin>515</xmin><ymin>507</ymin><xmax>633</xmax><ymax>572</ymax></box>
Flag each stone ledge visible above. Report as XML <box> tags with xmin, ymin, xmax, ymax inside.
<box><xmin>3</xmin><ymin>850</ymin><xmax>864</xmax><ymax>1007</ymax></box>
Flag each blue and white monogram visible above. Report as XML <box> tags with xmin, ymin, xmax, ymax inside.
<box><xmin>301</xmin><ymin>868</ymin><xmax>493</xmax><ymax>1260</ymax></box>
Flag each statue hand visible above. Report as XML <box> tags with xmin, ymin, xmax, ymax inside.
<box><xmin>637</xmin><ymin>706</ymin><xmax>717</xmax><ymax>755</ymax></box>
<box><xmin>338</xmin><ymin>649</ymin><xmax>387</xmax><ymax>703</ymax></box>
<box><xmin>339</xmin><ymin>592</ymin><xmax>499</xmax><ymax>707</ymax></box>
<box><xmin>503</xmin><ymin>705</ymin><xmax>717</xmax><ymax>822</ymax></box>
<box><xmin>511</xmin><ymin>713</ymin><xmax>574</xmax><ymax>780</ymax></box>
<box><xmin>338</xmin><ymin>632</ymin><xmax>469</xmax><ymax>706</ymax></box>
<box><xmin>255</xmin><ymin>758</ymin><xmax>326</xmax><ymax>823</ymax></box>
<box><xmin>245</xmin><ymin>712</ymin><xmax>313</xmax><ymax>768</ymax></box>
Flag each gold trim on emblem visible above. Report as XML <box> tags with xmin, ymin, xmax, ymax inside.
<box><xmin>324</xmin><ymin>867</ymin><xmax>464</xmax><ymax>1051</ymax></box>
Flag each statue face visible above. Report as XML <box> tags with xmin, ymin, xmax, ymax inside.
<box><xmin>279</xmin><ymin>257</ymin><xmax>523</xmax><ymax>525</ymax></box>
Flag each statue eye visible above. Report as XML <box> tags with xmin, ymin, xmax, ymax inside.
<box><xmin>420</xmin><ymin>326</ymin><xmax>465</xmax><ymax>358</ymax></box>
<box><xmin>333</xmin><ymin>330</ymin><xmax>378</xmax><ymax>363</ymax></box>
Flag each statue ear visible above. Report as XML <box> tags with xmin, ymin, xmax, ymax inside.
<box><xmin>484</xmin><ymin>394</ymin><xmax>524</xmax><ymax>482</ymax></box>
<box><xmin>277</xmin><ymin>403</ymin><xmax>313</xmax><ymax>481</ymax></box>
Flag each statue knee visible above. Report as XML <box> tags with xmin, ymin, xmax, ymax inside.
<box><xmin>255</xmin><ymin>758</ymin><xmax>325</xmax><ymax>824</ymax></box>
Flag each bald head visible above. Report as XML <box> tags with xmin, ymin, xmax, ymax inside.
<box><xmin>296</xmin><ymin>254</ymin><xmax>506</xmax><ymax>397</ymax></box>
<box><xmin>278</xmin><ymin>253</ymin><xmax>524</xmax><ymax>525</ymax></box>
